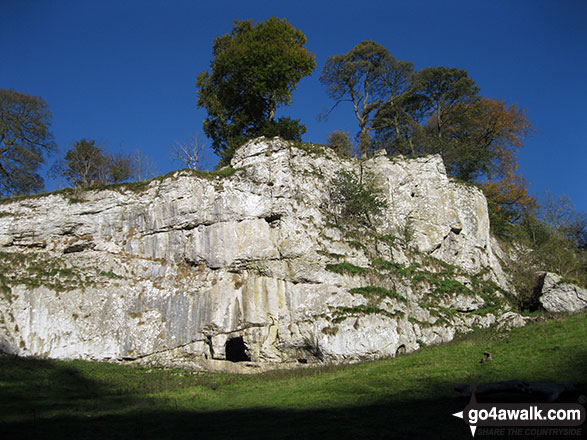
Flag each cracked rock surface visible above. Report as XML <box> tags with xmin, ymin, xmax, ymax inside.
<box><xmin>538</xmin><ymin>272</ymin><xmax>587</xmax><ymax>313</ymax></box>
<box><xmin>0</xmin><ymin>137</ymin><xmax>525</xmax><ymax>371</ymax></box>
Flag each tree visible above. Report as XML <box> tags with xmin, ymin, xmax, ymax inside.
<box><xmin>371</xmin><ymin>56</ymin><xmax>422</xmax><ymax>156</ymax></box>
<box><xmin>320</xmin><ymin>41</ymin><xmax>413</xmax><ymax>157</ymax></box>
<box><xmin>412</xmin><ymin>66</ymin><xmax>480</xmax><ymax>141</ymax></box>
<box><xmin>483</xmin><ymin>171</ymin><xmax>536</xmax><ymax>237</ymax></box>
<box><xmin>55</xmin><ymin>139</ymin><xmax>134</xmax><ymax>187</ymax></box>
<box><xmin>170</xmin><ymin>136</ymin><xmax>204</xmax><ymax>170</ymax></box>
<box><xmin>131</xmin><ymin>149</ymin><xmax>158</xmax><ymax>181</ymax></box>
<box><xmin>196</xmin><ymin>18</ymin><xmax>315</xmax><ymax>166</ymax></box>
<box><xmin>328</xmin><ymin>170</ymin><xmax>388</xmax><ymax>228</ymax></box>
<box><xmin>0</xmin><ymin>89</ymin><xmax>56</xmax><ymax>196</ymax></box>
<box><xmin>105</xmin><ymin>152</ymin><xmax>134</xmax><ymax>184</ymax></box>
<box><xmin>61</xmin><ymin>139</ymin><xmax>107</xmax><ymax>187</ymax></box>
<box><xmin>326</xmin><ymin>130</ymin><xmax>353</xmax><ymax>157</ymax></box>
<box><xmin>540</xmin><ymin>191</ymin><xmax>587</xmax><ymax>249</ymax></box>
<box><xmin>438</xmin><ymin>98</ymin><xmax>532</xmax><ymax>181</ymax></box>
<box><xmin>373</xmin><ymin>92</ymin><xmax>425</xmax><ymax>157</ymax></box>
<box><xmin>515</xmin><ymin>194</ymin><xmax>587</xmax><ymax>286</ymax></box>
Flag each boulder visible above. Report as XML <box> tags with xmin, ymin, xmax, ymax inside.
<box><xmin>538</xmin><ymin>272</ymin><xmax>587</xmax><ymax>313</ymax></box>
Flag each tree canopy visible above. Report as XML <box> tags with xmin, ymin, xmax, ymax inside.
<box><xmin>52</xmin><ymin>139</ymin><xmax>134</xmax><ymax>188</ymax></box>
<box><xmin>196</xmin><ymin>17</ymin><xmax>315</xmax><ymax>166</ymax></box>
<box><xmin>320</xmin><ymin>41</ymin><xmax>415</xmax><ymax>157</ymax></box>
<box><xmin>0</xmin><ymin>89</ymin><xmax>56</xmax><ymax>196</ymax></box>
<box><xmin>319</xmin><ymin>41</ymin><xmax>538</xmax><ymax>234</ymax></box>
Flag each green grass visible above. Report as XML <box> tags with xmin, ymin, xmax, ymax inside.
<box><xmin>0</xmin><ymin>167</ymin><xmax>241</xmax><ymax>205</ymax></box>
<box><xmin>348</xmin><ymin>286</ymin><xmax>407</xmax><ymax>303</ymax></box>
<box><xmin>0</xmin><ymin>313</ymin><xmax>585</xmax><ymax>439</ymax></box>
<box><xmin>325</xmin><ymin>262</ymin><xmax>369</xmax><ymax>276</ymax></box>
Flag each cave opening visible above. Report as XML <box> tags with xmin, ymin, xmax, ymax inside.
<box><xmin>225</xmin><ymin>336</ymin><xmax>251</xmax><ymax>362</ymax></box>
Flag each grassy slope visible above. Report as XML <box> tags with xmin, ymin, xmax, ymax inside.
<box><xmin>0</xmin><ymin>313</ymin><xmax>585</xmax><ymax>439</ymax></box>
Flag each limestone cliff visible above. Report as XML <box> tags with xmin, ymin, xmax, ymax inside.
<box><xmin>0</xmin><ymin>138</ymin><xmax>525</xmax><ymax>371</ymax></box>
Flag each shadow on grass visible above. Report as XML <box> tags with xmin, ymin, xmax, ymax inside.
<box><xmin>0</xmin><ymin>354</ymin><xmax>585</xmax><ymax>440</ymax></box>
<box><xmin>0</xmin><ymin>397</ymin><xmax>473</xmax><ymax>440</ymax></box>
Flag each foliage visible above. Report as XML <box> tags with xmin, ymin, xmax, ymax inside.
<box><xmin>433</xmin><ymin>98</ymin><xmax>533</xmax><ymax>192</ymax></box>
<box><xmin>540</xmin><ymin>191</ymin><xmax>587</xmax><ymax>249</ymax></box>
<box><xmin>60</xmin><ymin>139</ymin><xmax>107</xmax><ymax>187</ymax></box>
<box><xmin>349</xmin><ymin>286</ymin><xmax>406</xmax><ymax>303</ymax></box>
<box><xmin>0</xmin><ymin>251</ymin><xmax>94</xmax><ymax>293</ymax></box>
<box><xmin>503</xmin><ymin>194</ymin><xmax>587</xmax><ymax>309</ymax></box>
<box><xmin>53</xmin><ymin>139</ymin><xmax>135</xmax><ymax>188</ymax></box>
<box><xmin>373</xmin><ymin>92</ymin><xmax>424</xmax><ymax>156</ymax></box>
<box><xmin>0</xmin><ymin>89</ymin><xmax>57</xmax><ymax>196</ymax></box>
<box><xmin>319</xmin><ymin>40</ymin><xmax>538</xmax><ymax>238</ymax></box>
<box><xmin>320</xmin><ymin>41</ymin><xmax>538</xmax><ymax>231</ymax></box>
<box><xmin>412</xmin><ymin>66</ymin><xmax>480</xmax><ymax>141</ymax></box>
<box><xmin>327</xmin><ymin>169</ymin><xmax>388</xmax><ymax>227</ymax></box>
<box><xmin>438</xmin><ymin>98</ymin><xmax>535</xmax><ymax>237</ymax></box>
<box><xmin>449</xmin><ymin>99</ymin><xmax>533</xmax><ymax>179</ymax></box>
<box><xmin>106</xmin><ymin>152</ymin><xmax>134</xmax><ymax>184</ymax></box>
<box><xmin>332</xmin><ymin>305</ymin><xmax>404</xmax><ymax>323</ymax></box>
<box><xmin>325</xmin><ymin>262</ymin><xmax>369</xmax><ymax>276</ymax></box>
<box><xmin>320</xmin><ymin>41</ymin><xmax>414</xmax><ymax>157</ymax></box>
<box><xmin>326</xmin><ymin>130</ymin><xmax>353</xmax><ymax>157</ymax></box>
<box><xmin>483</xmin><ymin>174</ymin><xmax>536</xmax><ymax>238</ymax></box>
<box><xmin>518</xmin><ymin>198</ymin><xmax>587</xmax><ymax>286</ymax></box>
<box><xmin>196</xmin><ymin>17</ymin><xmax>316</xmax><ymax>166</ymax></box>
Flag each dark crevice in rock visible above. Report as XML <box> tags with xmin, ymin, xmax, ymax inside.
<box><xmin>206</xmin><ymin>335</ymin><xmax>214</xmax><ymax>359</ymax></box>
<box><xmin>521</xmin><ymin>272</ymin><xmax>546</xmax><ymax>312</ymax></box>
<box><xmin>225</xmin><ymin>336</ymin><xmax>250</xmax><ymax>362</ymax></box>
<box><xmin>64</xmin><ymin>242</ymin><xmax>95</xmax><ymax>254</ymax></box>
<box><xmin>263</xmin><ymin>213</ymin><xmax>282</xmax><ymax>226</ymax></box>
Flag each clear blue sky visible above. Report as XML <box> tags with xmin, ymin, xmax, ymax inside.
<box><xmin>1</xmin><ymin>0</ymin><xmax>586</xmax><ymax>211</ymax></box>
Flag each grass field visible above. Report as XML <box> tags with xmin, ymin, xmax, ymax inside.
<box><xmin>1</xmin><ymin>312</ymin><xmax>585</xmax><ymax>439</ymax></box>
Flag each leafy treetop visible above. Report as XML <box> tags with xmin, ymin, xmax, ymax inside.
<box><xmin>197</xmin><ymin>17</ymin><xmax>316</xmax><ymax>166</ymax></box>
<box><xmin>0</xmin><ymin>89</ymin><xmax>56</xmax><ymax>196</ymax></box>
<box><xmin>320</xmin><ymin>41</ymin><xmax>414</xmax><ymax>157</ymax></box>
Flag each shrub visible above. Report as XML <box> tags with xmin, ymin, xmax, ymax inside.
<box><xmin>325</xmin><ymin>262</ymin><xmax>369</xmax><ymax>276</ymax></box>
<box><xmin>326</xmin><ymin>130</ymin><xmax>354</xmax><ymax>157</ymax></box>
<box><xmin>327</xmin><ymin>170</ymin><xmax>388</xmax><ymax>227</ymax></box>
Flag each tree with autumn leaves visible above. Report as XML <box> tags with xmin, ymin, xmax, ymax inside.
<box><xmin>435</xmin><ymin>97</ymin><xmax>536</xmax><ymax>235</ymax></box>
<box><xmin>320</xmin><ymin>41</ymin><xmax>536</xmax><ymax>236</ymax></box>
<box><xmin>456</xmin><ymin>99</ymin><xmax>536</xmax><ymax>233</ymax></box>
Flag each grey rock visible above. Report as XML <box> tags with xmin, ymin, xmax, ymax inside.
<box><xmin>0</xmin><ymin>137</ymin><xmax>523</xmax><ymax>369</ymax></box>
<box><xmin>538</xmin><ymin>272</ymin><xmax>587</xmax><ymax>313</ymax></box>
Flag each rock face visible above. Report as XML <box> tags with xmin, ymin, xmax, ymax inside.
<box><xmin>538</xmin><ymin>273</ymin><xmax>587</xmax><ymax>313</ymax></box>
<box><xmin>0</xmin><ymin>138</ymin><xmax>523</xmax><ymax>371</ymax></box>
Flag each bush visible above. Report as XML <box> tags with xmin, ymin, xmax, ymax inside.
<box><xmin>327</xmin><ymin>170</ymin><xmax>387</xmax><ymax>227</ymax></box>
<box><xmin>326</xmin><ymin>130</ymin><xmax>353</xmax><ymax>157</ymax></box>
<box><xmin>325</xmin><ymin>262</ymin><xmax>369</xmax><ymax>276</ymax></box>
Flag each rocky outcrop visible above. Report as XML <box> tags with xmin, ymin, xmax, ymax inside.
<box><xmin>538</xmin><ymin>272</ymin><xmax>587</xmax><ymax>313</ymax></box>
<box><xmin>0</xmin><ymin>137</ymin><xmax>524</xmax><ymax>371</ymax></box>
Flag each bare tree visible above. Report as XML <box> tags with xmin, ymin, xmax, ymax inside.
<box><xmin>131</xmin><ymin>149</ymin><xmax>158</xmax><ymax>181</ymax></box>
<box><xmin>542</xmin><ymin>191</ymin><xmax>576</xmax><ymax>231</ymax></box>
<box><xmin>170</xmin><ymin>136</ymin><xmax>204</xmax><ymax>170</ymax></box>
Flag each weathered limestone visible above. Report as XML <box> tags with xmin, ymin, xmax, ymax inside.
<box><xmin>0</xmin><ymin>137</ymin><xmax>525</xmax><ymax>370</ymax></box>
<box><xmin>538</xmin><ymin>272</ymin><xmax>587</xmax><ymax>313</ymax></box>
